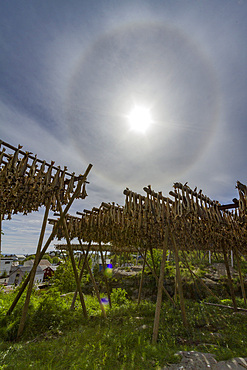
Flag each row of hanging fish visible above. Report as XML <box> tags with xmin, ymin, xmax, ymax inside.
<box><xmin>49</xmin><ymin>181</ymin><xmax>247</xmax><ymax>254</ymax></box>
<box><xmin>0</xmin><ymin>140</ymin><xmax>88</xmax><ymax>218</ymax></box>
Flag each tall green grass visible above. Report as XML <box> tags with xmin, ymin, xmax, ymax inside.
<box><xmin>1</xmin><ymin>286</ymin><xmax>247</xmax><ymax>369</ymax></box>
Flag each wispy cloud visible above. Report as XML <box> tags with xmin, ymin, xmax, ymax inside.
<box><xmin>1</xmin><ymin>0</ymin><xmax>247</xmax><ymax>253</ymax></box>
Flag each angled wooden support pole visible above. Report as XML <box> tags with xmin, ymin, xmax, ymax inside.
<box><xmin>152</xmin><ymin>230</ymin><xmax>168</xmax><ymax>344</ymax></box>
<box><xmin>7</xmin><ymin>168</ymin><xmax>92</xmax><ymax>317</ymax></box>
<box><xmin>99</xmin><ymin>241</ymin><xmax>112</xmax><ymax>308</ymax></box>
<box><xmin>181</xmin><ymin>251</ymin><xmax>220</xmax><ymax>302</ymax></box>
<box><xmin>170</xmin><ymin>230</ymin><xmax>188</xmax><ymax>328</ymax></box>
<box><xmin>149</xmin><ymin>247</ymin><xmax>157</xmax><ymax>276</ymax></box>
<box><xmin>137</xmin><ymin>247</ymin><xmax>175</xmax><ymax>307</ymax></box>
<box><xmin>71</xmin><ymin>241</ymin><xmax>91</xmax><ymax>310</ymax></box>
<box><xmin>17</xmin><ymin>200</ymin><xmax>51</xmax><ymax>338</ymax></box>
<box><xmin>57</xmin><ymin>199</ymin><xmax>88</xmax><ymax>318</ymax></box>
<box><xmin>222</xmin><ymin>242</ymin><xmax>237</xmax><ymax>311</ymax></box>
<box><xmin>234</xmin><ymin>248</ymin><xmax>247</xmax><ymax>305</ymax></box>
<box><xmin>78</xmin><ymin>239</ymin><xmax>106</xmax><ymax>318</ymax></box>
<box><xmin>0</xmin><ymin>214</ymin><xmax>2</xmax><ymax>268</ymax></box>
<box><xmin>138</xmin><ymin>249</ymin><xmax>147</xmax><ymax>305</ymax></box>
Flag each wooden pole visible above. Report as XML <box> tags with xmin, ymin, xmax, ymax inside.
<box><xmin>170</xmin><ymin>231</ymin><xmax>188</xmax><ymax>328</ymax></box>
<box><xmin>137</xmin><ymin>248</ymin><xmax>175</xmax><ymax>306</ymax></box>
<box><xmin>137</xmin><ymin>249</ymin><xmax>147</xmax><ymax>305</ymax></box>
<box><xmin>78</xmin><ymin>240</ymin><xmax>106</xmax><ymax>318</ymax></box>
<box><xmin>222</xmin><ymin>242</ymin><xmax>237</xmax><ymax>311</ymax></box>
<box><xmin>70</xmin><ymin>241</ymin><xmax>91</xmax><ymax>310</ymax></box>
<box><xmin>99</xmin><ymin>241</ymin><xmax>112</xmax><ymax>308</ymax></box>
<box><xmin>57</xmin><ymin>198</ymin><xmax>88</xmax><ymax>318</ymax></box>
<box><xmin>17</xmin><ymin>200</ymin><xmax>51</xmax><ymax>338</ymax></box>
<box><xmin>181</xmin><ymin>251</ymin><xmax>220</xmax><ymax>301</ymax></box>
<box><xmin>152</xmin><ymin>231</ymin><xmax>168</xmax><ymax>344</ymax></box>
<box><xmin>181</xmin><ymin>251</ymin><xmax>201</xmax><ymax>300</ymax></box>
<box><xmin>234</xmin><ymin>248</ymin><xmax>247</xmax><ymax>305</ymax></box>
<box><xmin>0</xmin><ymin>214</ymin><xmax>2</xmax><ymax>270</ymax></box>
<box><xmin>150</xmin><ymin>247</ymin><xmax>157</xmax><ymax>276</ymax></box>
<box><xmin>6</xmin><ymin>173</ymin><xmax>91</xmax><ymax>316</ymax></box>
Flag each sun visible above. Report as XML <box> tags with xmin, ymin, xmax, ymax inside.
<box><xmin>127</xmin><ymin>106</ymin><xmax>153</xmax><ymax>133</ymax></box>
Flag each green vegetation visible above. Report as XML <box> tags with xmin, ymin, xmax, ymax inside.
<box><xmin>0</xmin><ymin>254</ymin><xmax>247</xmax><ymax>369</ymax></box>
<box><xmin>51</xmin><ymin>260</ymin><xmax>89</xmax><ymax>294</ymax></box>
<box><xmin>0</xmin><ymin>285</ymin><xmax>247</xmax><ymax>369</ymax></box>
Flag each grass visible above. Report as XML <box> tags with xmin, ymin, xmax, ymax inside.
<box><xmin>1</xmin><ymin>287</ymin><xmax>247</xmax><ymax>369</ymax></box>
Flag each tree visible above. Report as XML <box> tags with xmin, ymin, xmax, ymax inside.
<box><xmin>52</xmin><ymin>259</ymin><xmax>89</xmax><ymax>293</ymax></box>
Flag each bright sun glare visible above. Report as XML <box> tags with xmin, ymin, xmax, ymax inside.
<box><xmin>127</xmin><ymin>106</ymin><xmax>153</xmax><ymax>133</ymax></box>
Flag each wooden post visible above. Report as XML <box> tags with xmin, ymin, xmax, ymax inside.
<box><xmin>78</xmin><ymin>240</ymin><xmax>106</xmax><ymax>318</ymax></box>
<box><xmin>182</xmin><ymin>251</ymin><xmax>220</xmax><ymax>301</ymax></box>
<box><xmin>17</xmin><ymin>200</ymin><xmax>51</xmax><ymax>338</ymax></box>
<box><xmin>234</xmin><ymin>248</ymin><xmax>246</xmax><ymax>305</ymax></box>
<box><xmin>57</xmin><ymin>198</ymin><xmax>88</xmax><ymax>318</ymax></box>
<box><xmin>170</xmin><ymin>231</ymin><xmax>188</xmax><ymax>328</ymax></box>
<box><xmin>137</xmin><ymin>248</ymin><xmax>175</xmax><ymax>306</ymax></box>
<box><xmin>222</xmin><ymin>242</ymin><xmax>237</xmax><ymax>311</ymax></box>
<box><xmin>152</xmin><ymin>231</ymin><xmax>168</xmax><ymax>344</ymax></box>
<box><xmin>137</xmin><ymin>249</ymin><xmax>147</xmax><ymax>305</ymax></box>
<box><xmin>150</xmin><ymin>247</ymin><xmax>157</xmax><ymax>276</ymax></box>
<box><xmin>70</xmin><ymin>241</ymin><xmax>91</xmax><ymax>310</ymax></box>
<box><xmin>231</xmin><ymin>250</ymin><xmax>234</xmax><ymax>268</ymax></box>
<box><xmin>209</xmin><ymin>251</ymin><xmax>211</xmax><ymax>264</ymax></box>
<box><xmin>181</xmin><ymin>251</ymin><xmax>201</xmax><ymax>299</ymax></box>
<box><xmin>0</xmin><ymin>214</ymin><xmax>2</xmax><ymax>270</ymax></box>
<box><xmin>99</xmin><ymin>241</ymin><xmax>112</xmax><ymax>308</ymax></box>
<box><xmin>6</xmin><ymin>170</ymin><xmax>92</xmax><ymax>316</ymax></box>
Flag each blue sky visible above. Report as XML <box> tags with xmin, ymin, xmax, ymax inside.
<box><xmin>1</xmin><ymin>0</ymin><xmax>247</xmax><ymax>254</ymax></box>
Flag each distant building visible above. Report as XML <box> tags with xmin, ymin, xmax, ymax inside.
<box><xmin>91</xmin><ymin>255</ymin><xmax>112</xmax><ymax>272</ymax></box>
<box><xmin>0</xmin><ymin>256</ymin><xmax>19</xmax><ymax>276</ymax></box>
<box><xmin>8</xmin><ymin>265</ymin><xmax>44</xmax><ymax>286</ymax></box>
<box><xmin>23</xmin><ymin>259</ymin><xmax>52</xmax><ymax>268</ymax></box>
<box><xmin>43</xmin><ymin>265</ymin><xmax>58</xmax><ymax>281</ymax></box>
<box><xmin>14</xmin><ymin>254</ymin><xmax>26</xmax><ymax>262</ymax></box>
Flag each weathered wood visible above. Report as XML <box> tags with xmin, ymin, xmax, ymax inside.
<box><xmin>99</xmin><ymin>241</ymin><xmax>112</xmax><ymax>308</ymax></box>
<box><xmin>70</xmin><ymin>242</ymin><xmax>91</xmax><ymax>310</ymax></box>
<box><xmin>0</xmin><ymin>140</ymin><xmax>92</xmax><ymax>180</ymax></box>
<box><xmin>170</xmin><ymin>231</ymin><xmax>188</xmax><ymax>328</ymax></box>
<box><xmin>181</xmin><ymin>251</ymin><xmax>220</xmax><ymax>301</ymax></box>
<box><xmin>204</xmin><ymin>301</ymin><xmax>247</xmax><ymax>312</ymax></box>
<box><xmin>57</xmin><ymin>198</ymin><xmax>88</xmax><ymax>318</ymax></box>
<box><xmin>0</xmin><ymin>214</ymin><xmax>2</xmax><ymax>267</ymax></box>
<box><xmin>222</xmin><ymin>242</ymin><xmax>237</xmax><ymax>311</ymax></box>
<box><xmin>137</xmin><ymin>249</ymin><xmax>147</xmax><ymax>305</ymax></box>
<box><xmin>17</xmin><ymin>200</ymin><xmax>51</xmax><ymax>338</ymax></box>
<box><xmin>7</xmin><ymin>176</ymin><xmax>89</xmax><ymax>316</ymax></box>
<box><xmin>137</xmin><ymin>247</ymin><xmax>175</xmax><ymax>306</ymax></box>
<box><xmin>152</xmin><ymin>231</ymin><xmax>168</xmax><ymax>344</ymax></box>
<box><xmin>234</xmin><ymin>248</ymin><xmax>247</xmax><ymax>305</ymax></box>
<box><xmin>78</xmin><ymin>239</ymin><xmax>106</xmax><ymax>318</ymax></box>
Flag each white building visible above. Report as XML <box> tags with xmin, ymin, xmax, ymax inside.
<box><xmin>0</xmin><ymin>257</ymin><xmax>19</xmax><ymax>276</ymax></box>
<box><xmin>8</xmin><ymin>265</ymin><xmax>44</xmax><ymax>286</ymax></box>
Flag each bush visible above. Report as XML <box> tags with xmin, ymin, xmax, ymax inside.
<box><xmin>51</xmin><ymin>260</ymin><xmax>89</xmax><ymax>294</ymax></box>
<box><xmin>111</xmin><ymin>288</ymin><xmax>128</xmax><ymax>306</ymax></box>
<box><xmin>29</xmin><ymin>288</ymin><xmax>68</xmax><ymax>333</ymax></box>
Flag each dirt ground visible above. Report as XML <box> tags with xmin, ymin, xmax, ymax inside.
<box><xmin>164</xmin><ymin>351</ymin><xmax>247</xmax><ymax>370</ymax></box>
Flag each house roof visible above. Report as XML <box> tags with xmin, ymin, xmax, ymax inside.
<box><xmin>15</xmin><ymin>255</ymin><xmax>26</xmax><ymax>259</ymax></box>
<box><xmin>39</xmin><ymin>259</ymin><xmax>52</xmax><ymax>266</ymax></box>
<box><xmin>24</xmin><ymin>259</ymin><xmax>52</xmax><ymax>267</ymax></box>
<box><xmin>43</xmin><ymin>265</ymin><xmax>58</xmax><ymax>271</ymax></box>
<box><xmin>9</xmin><ymin>265</ymin><xmax>44</xmax><ymax>275</ymax></box>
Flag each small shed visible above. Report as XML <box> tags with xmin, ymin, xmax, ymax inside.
<box><xmin>43</xmin><ymin>265</ymin><xmax>58</xmax><ymax>281</ymax></box>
